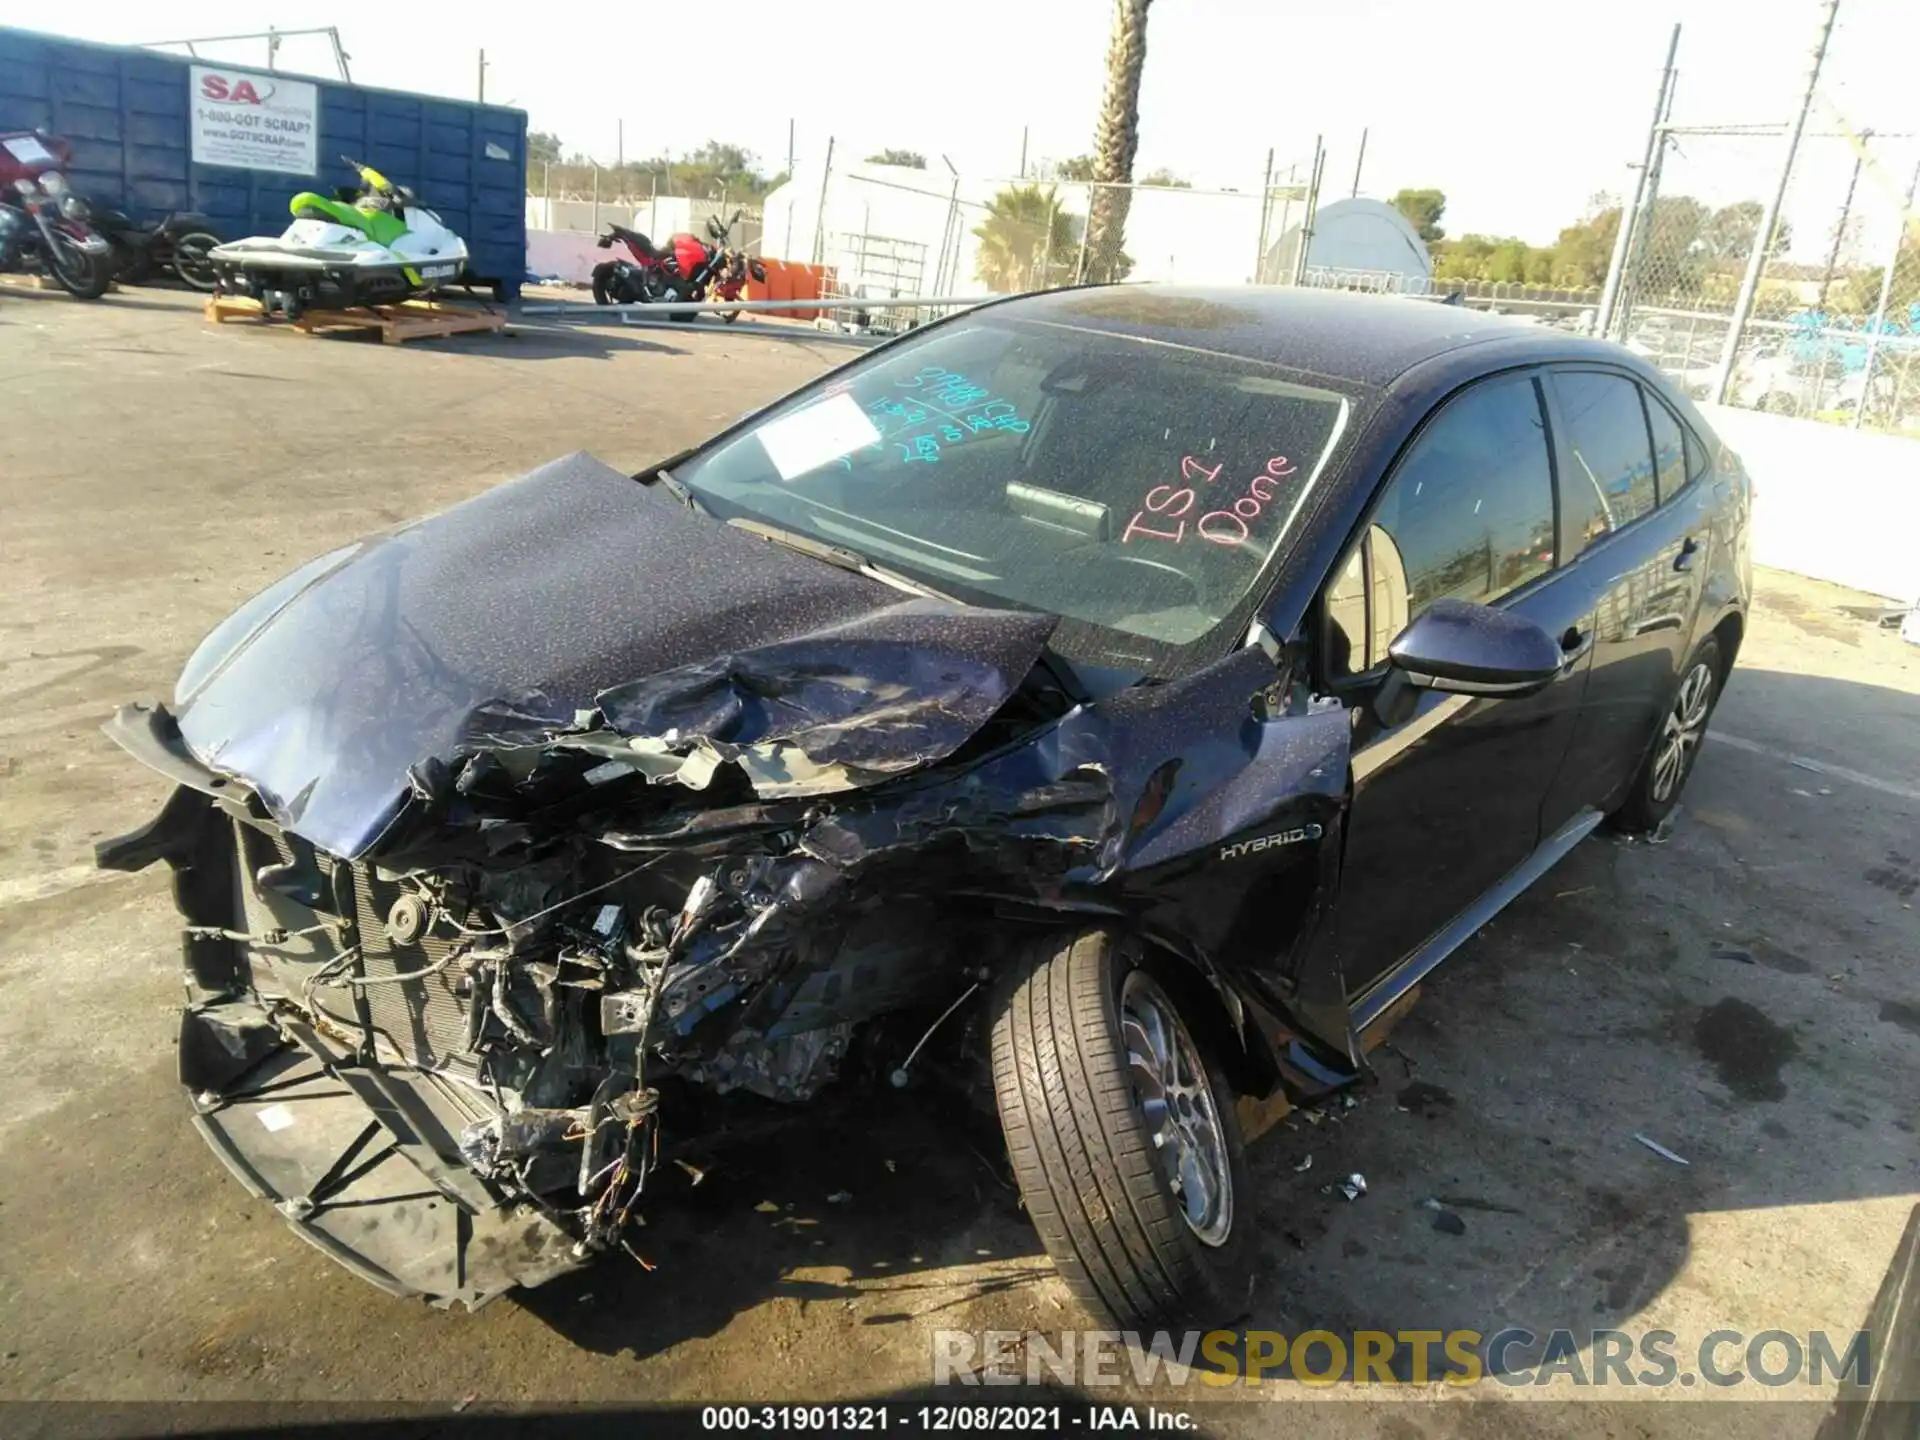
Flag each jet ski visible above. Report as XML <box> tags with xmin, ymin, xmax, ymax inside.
<box><xmin>209</xmin><ymin>157</ymin><xmax>468</xmax><ymax>318</ymax></box>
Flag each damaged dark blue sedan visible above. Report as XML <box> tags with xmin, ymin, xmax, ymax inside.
<box><xmin>98</xmin><ymin>286</ymin><xmax>1751</xmax><ymax>1326</ymax></box>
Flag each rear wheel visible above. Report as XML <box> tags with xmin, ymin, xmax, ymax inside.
<box><xmin>170</xmin><ymin>232</ymin><xmax>221</xmax><ymax>291</ymax></box>
<box><xmin>1612</xmin><ymin>634</ymin><xmax>1723</xmax><ymax>832</ymax></box>
<box><xmin>990</xmin><ymin>928</ymin><xmax>1255</xmax><ymax>1329</ymax></box>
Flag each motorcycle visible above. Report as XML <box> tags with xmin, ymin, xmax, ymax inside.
<box><xmin>0</xmin><ymin>130</ymin><xmax>114</xmax><ymax>300</ymax></box>
<box><xmin>209</xmin><ymin>156</ymin><xmax>468</xmax><ymax>319</ymax></box>
<box><xmin>702</xmin><ymin>210</ymin><xmax>767</xmax><ymax>324</ymax></box>
<box><xmin>590</xmin><ymin>209</ymin><xmax>764</xmax><ymax>322</ymax></box>
<box><xmin>94</xmin><ymin>209</ymin><xmax>223</xmax><ymax>291</ymax></box>
<box><xmin>590</xmin><ymin>221</ymin><xmax>671</xmax><ymax>306</ymax></box>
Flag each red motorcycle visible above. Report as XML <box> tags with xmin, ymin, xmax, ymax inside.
<box><xmin>590</xmin><ymin>209</ymin><xmax>764</xmax><ymax>322</ymax></box>
<box><xmin>0</xmin><ymin>130</ymin><xmax>114</xmax><ymax>299</ymax></box>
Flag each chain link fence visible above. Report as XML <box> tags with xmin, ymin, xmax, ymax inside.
<box><xmin>1605</xmin><ymin>127</ymin><xmax>1920</xmax><ymax>434</ymax></box>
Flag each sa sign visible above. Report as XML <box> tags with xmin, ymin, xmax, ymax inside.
<box><xmin>189</xmin><ymin>65</ymin><xmax>317</xmax><ymax>177</ymax></box>
<box><xmin>198</xmin><ymin>74</ymin><xmax>277</xmax><ymax>105</ymax></box>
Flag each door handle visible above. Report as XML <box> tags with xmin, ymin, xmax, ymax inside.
<box><xmin>1674</xmin><ymin>535</ymin><xmax>1700</xmax><ymax>572</ymax></box>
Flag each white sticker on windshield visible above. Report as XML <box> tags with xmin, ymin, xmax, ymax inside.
<box><xmin>2</xmin><ymin>135</ymin><xmax>56</xmax><ymax>166</ymax></box>
<box><xmin>755</xmin><ymin>392</ymin><xmax>881</xmax><ymax>480</ymax></box>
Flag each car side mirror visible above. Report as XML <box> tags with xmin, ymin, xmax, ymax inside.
<box><xmin>1386</xmin><ymin>598</ymin><xmax>1562</xmax><ymax>698</ymax></box>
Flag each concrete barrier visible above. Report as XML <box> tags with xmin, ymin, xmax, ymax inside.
<box><xmin>525</xmin><ymin>230</ymin><xmax>611</xmax><ymax>286</ymax></box>
<box><xmin>1701</xmin><ymin>403</ymin><xmax>1920</xmax><ymax>604</ymax></box>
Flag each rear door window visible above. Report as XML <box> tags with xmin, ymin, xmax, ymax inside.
<box><xmin>1553</xmin><ymin>371</ymin><xmax>1658</xmax><ymax>552</ymax></box>
<box><xmin>1327</xmin><ymin>374</ymin><xmax>1557</xmax><ymax>676</ymax></box>
<box><xmin>1643</xmin><ymin>390</ymin><xmax>1688</xmax><ymax>504</ymax></box>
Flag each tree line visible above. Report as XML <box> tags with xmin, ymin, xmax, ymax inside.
<box><xmin>1380</xmin><ymin>185</ymin><xmax>1915</xmax><ymax>319</ymax></box>
<box><xmin>526</xmin><ymin>132</ymin><xmax>786</xmax><ymax>200</ymax></box>
<box><xmin>1389</xmin><ymin>188</ymin><xmax>1798</xmax><ymax>292</ymax></box>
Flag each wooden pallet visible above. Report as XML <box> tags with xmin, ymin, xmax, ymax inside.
<box><xmin>205</xmin><ymin>293</ymin><xmax>506</xmax><ymax>344</ymax></box>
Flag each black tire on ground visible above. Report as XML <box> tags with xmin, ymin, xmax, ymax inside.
<box><xmin>990</xmin><ymin>928</ymin><xmax>1255</xmax><ymax>1330</ymax></box>
<box><xmin>46</xmin><ymin>235</ymin><xmax>111</xmax><ymax>299</ymax></box>
<box><xmin>170</xmin><ymin>232</ymin><xmax>221</xmax><ymax>291</ymax></box>
<box><xmin>1611</xmin><ymin>633</ymin><xmax>1724</xmax><ymax>833</ymax></box>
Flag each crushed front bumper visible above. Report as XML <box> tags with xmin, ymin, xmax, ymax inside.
<box><xmin>97</xmin><ymin>702</ymin><xmax>585</xmax><ymax>1307</ymax></box>
<box><xmin>182</xmin><ymin>1000</ymin><xmax>583</xmax><ymax>1307</ymax></box>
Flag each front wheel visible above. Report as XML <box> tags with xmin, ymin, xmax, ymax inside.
<box><xmin>990</xmin><ymin>929</ymin><xmax>1255</xmax><ymax>1329</ymax></box>
<box><xmin>170</xmin><ymin>232</ymin><xmax>221</xmax><ymax>291</ymax></box>
<box><xmin>47</xmin><ymin>234</ymin><xmax>111</xmax><ymax>299</ymax></box>
<box><xmin>1612</xmin><ymin>634</ymin><xmax>1723</xmax><ymax>832</ymax></box>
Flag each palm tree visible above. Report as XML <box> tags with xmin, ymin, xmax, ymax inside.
<box><xmin>974</xmin><ymin>185</ymin><xmax>1077</xmax><ymax>293</ymax></box>
<box><xmin>1082</xmin><ymin>0</ymin><xmax>1152</xmax><ymax>284</ymax></box>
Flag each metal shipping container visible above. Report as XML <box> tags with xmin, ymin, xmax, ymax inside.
<box><xmin>0</xmin><ymin>25</ymin><xmax>527</xmax><ymax>296</ymax></box>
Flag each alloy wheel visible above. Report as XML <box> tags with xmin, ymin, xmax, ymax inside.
<box><xmin>1120</xmin><ymin>971</ymin><xmax>1233</xmax><ymax>1247</ymax></box>
<box><xmin>1651</xmin><ymin>660</ymin><xmax>1715</xmax><ymax>802</ymax></box>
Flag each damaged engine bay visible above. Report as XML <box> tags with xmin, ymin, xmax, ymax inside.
<box><xmin>97</xmin><ymin>452</ymin><xmax>1352</xmax><ymax>1306</ymax></box>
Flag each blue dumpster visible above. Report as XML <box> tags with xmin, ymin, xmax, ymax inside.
<box><xmin>0</xmin><ymin>25</ymin><xmax>527</xmax><ymax>296</ymax></box>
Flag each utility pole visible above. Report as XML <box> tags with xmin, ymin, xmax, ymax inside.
<box><xmin>1712</xmin><ymin>0</ymin><xmax>1841</xmax><ymax>403</ymax></box>
<box><xmin>1615</xmin><ymin>60</ymin><xmax>1680</xmax><ymax>341</ymax></box>
<box><xmin>1350</xmin><ymin>127</ymin><xmax>1368</xmax><ymax>198</ymax></box>
<box><xmin>1020</xmin><ymin>126</ymin><xmax>1029</xmax><ymax>180</ymax></box>
<box><xmin>1597</xmin><ymin>23</ymin><xmax>1681</xmax><ymax>339</ymax></box>
<box><xmin>1855</xmin><ymin>159</ymin><xmax>1920</xmax><ymax>429</ymax></box>
<box><xmin>1254</xmin><ymin>147</ymin><xmax>1275</xmax><ymax>282</ymax></box>
<box><xmin>1818</xmin><ymin>128</ymin><xmax>1870</xmax><ymax>309</ymax></box>
<box><xmin>477</xmin><ymin>49</ymin><xmax>487</xmax><ymax>103</ymax></box>
<box><xmin>1291</xmin><ymin>136</ymin><xmax>1325</xmax><ymax>285</ymax></box>
<box><xmin>787</xmin><ymin>119</ymin><xmax>796</xmax><ymax>179</ymax></box>
<box><xmin>812</xmin><ymin>136</ymin><xmax>835</xmax><ymax>268</ymax></box>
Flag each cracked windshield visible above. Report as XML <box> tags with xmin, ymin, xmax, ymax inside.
<box><xmin>675</xmin><ymin>315</ymin><xmax>1351</xmax><ymax>648</ymax></box>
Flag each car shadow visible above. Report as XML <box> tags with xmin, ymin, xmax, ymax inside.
<box><xmin>512</xmin><ymin>1081</ymin><xmax>1052</xmax><ymax>1360</ymax></box>
<box><xmin>454</xmin><ymin>321</ymin><xmax>691</xmax><ymax>360</ymax></box>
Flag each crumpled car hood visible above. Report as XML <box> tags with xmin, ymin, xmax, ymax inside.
<box><xmin>172</xmin><ymin>451</ymin><xmax>1057</xmax><ymax>859</ymax></box>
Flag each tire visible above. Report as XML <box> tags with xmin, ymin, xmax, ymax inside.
<box><xmin>1612</xmin><ymin>634</ymin><xmax>1724</xmax><ymax>833</ymax></box>
<box><xmin>46</xmin><ymin>235</ymin><xmax>111</xmax><ymax>299</ymax></box>
<box><xmin>170</xmin><ymin>232</ymin><xmax>221</xmax><ymax>291</ymax></box>
<box><xmin>990</xmin><ymin>928</ymin><xmax>1255</xmax><ymax>1329</ymax></box>
<box><xmin>720</xmin><ymin>307</ymin><xmax>741</xmax><ymax>323</ymax></box>
<box><xmin>591</xmin><ymin>268</ymin><xmax>614</xmax><ymax>306</ymax></box>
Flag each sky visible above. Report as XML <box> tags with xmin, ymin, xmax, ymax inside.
<box><xmin>5</xmin><ymin>0</ymin><xmax>1918</xmax><ymax>251</ymax></box>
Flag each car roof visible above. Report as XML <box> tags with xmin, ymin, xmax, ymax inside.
<box><xmin>997</xmin><ymin>284</ymin><xmax>1627</xmax><ymax>390</ymax></box>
